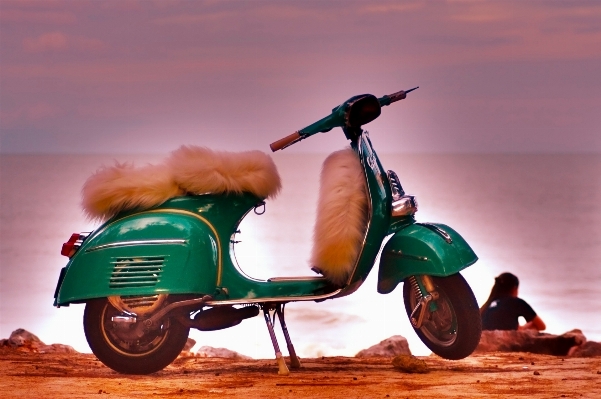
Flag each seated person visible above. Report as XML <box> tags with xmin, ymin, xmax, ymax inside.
<box><xmin>480</xmin><ymin>272</ymin><xmax>546</xmax><ymax>331</ymax></box>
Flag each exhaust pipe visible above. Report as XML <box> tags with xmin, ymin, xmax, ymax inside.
<box><xmin>186</xmin><ymin>305</ymin><xmax>260</xmax><ymax>331</ymax></box>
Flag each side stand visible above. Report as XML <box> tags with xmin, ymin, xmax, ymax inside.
<box><xmin>262</xmin><ymin>306</ymin><xmax>290</xmax><ymax>375</ymax></box>
<box><xmin>275</xmin><ymin>304</ymin><xmax>302</xmax><ymax>369</ymax></box>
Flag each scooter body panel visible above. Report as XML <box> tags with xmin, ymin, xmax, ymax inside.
<box><xmin>56</xmin><ymin>211</ymin><xmax>220</xmax><ymax>305</ymax></box>
<box><xmin>55</xmin><ymin>194</ymin><xmax>262</xmax><ymax>305</ymax></box>
<box><xmin>377</xmin><ymin>223</ymin><xmax>478</xmax><ymax>294</ymax></box>
<box><xmin>56</xmin><ymin>192</ymin><xmax>337</xmax><ymax>305</ymax></box>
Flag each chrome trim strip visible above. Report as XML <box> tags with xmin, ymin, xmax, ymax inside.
<box><xmin>417</xmin><ymin>223</ymin><xmax>453</xmax><ymax>244</ymax></box>
<box><xmin>86</xmin><ymin>239</ymin><xmax>186</xmax><ymax>252</ymax></box>
<box><xmin>389</xmin><ymin>249</ymin><xmax>428</xmax><ymax>262</ymax></box>
<box><xmin>343</xmin><ymin>132</ymin><xmax>375</xmax><ymax>287</ymax></box>
<box><xmin>204</xmin><ymin>289</ymin><xmax>343</xmax><ymax>306</ymax></box>
<box><xmin>267</xmin><ymin>276</ymin><xmax>328</xmax><ymax>282</ymax></box>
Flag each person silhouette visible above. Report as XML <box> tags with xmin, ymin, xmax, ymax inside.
<box><xmin>480</xmin><ymin>272</ymin><xmax>546</xmax><ymax>331</ymax></box>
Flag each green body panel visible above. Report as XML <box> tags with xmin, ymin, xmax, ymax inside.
<box><xmin>377</xmin><ymin>223</ymin><xmax>478</xmax><ymax>294</ymax></box>
<box><xmin>56</xmin><ymin>192</ymin><xmax>333</xmax><ymax>305</ymax></box>
<box><xmin>55</xmin><ymin>129</ymin><xmax>476</xmax><ymax>306</ymax></box>
<box><xmin>56</xmin><ymin>194</ymin><xmax>253</xmax><ymax>304</ymax></box>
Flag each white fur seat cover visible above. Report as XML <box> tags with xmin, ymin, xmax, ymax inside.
<box><xmin>310</xmin><ymin>148</ymin><xmax>369</xmax><ymax>286</ymax></box>
<box><xmin>82</xmin><ymin>146</ymin><xmax>281</xmax><ymax>220</ymax></box>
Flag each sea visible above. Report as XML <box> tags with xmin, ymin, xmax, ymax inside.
<box><xmin>1</xmin><ymin>153</ymin><xmax>600</xmax><ymax>359</ymax></box>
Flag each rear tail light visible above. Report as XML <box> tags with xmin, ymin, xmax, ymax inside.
<box><xmin>61</xmin><ymin>232</ymin><xmax>89</xmax><ymax>258</ymax></box>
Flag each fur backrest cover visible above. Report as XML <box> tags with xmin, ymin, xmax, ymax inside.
<box><xmin>167</xmin><ymin>146</ymin><xmax>281</xmax><ymax>199</ymax></box>
<box><xmin>310</xmin><ymin>148</ymin><xmax>369</xmax><ymax>286</ymax></box>
<box><xmin>82</xmin><ymin>146</ymin><xmax>281</xmax><ymax>220</ymax></box>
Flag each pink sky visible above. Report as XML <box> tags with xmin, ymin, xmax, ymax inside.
<box><xmin>1</xmin><ymin>0</ymin><xmax>600</xmax><ymax>153</ymax></box>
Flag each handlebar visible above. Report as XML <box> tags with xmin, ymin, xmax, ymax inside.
<box><xmin>378</xmin><ymin>87</ymin><xmax>419</xmax><ymax>107</ymax></box>
<box><xmin>269</xmin><ymin>132</ymin><xmax>302</xmax><ymax>152</ymax></box>
<box><xmin>270</xmin><ymin>87</ymin><xmax>418</xmax><ymax>152</ymax></box>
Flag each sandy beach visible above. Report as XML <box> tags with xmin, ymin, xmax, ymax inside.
<box><xmin>1</xmin><ymin>347</ymin><xmax>600</xmax><ymax>399</ymax></box>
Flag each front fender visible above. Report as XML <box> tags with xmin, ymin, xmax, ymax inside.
<box><xmin>56</xmin><ymin>210</ymin><xmax>220</xmax><ymax>305</ymax></box>
<box><xmin>377</xmin><ymin>223</ymin><xmax>477</xmax><ymax>294</ymax></box>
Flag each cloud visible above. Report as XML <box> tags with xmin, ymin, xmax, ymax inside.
<box><xmin>153</xmin><ymin>10</ymin><xmax>236</xmax><ymax>26</ymax></box>
<box><xmin>27</xmin><ymin>102</ymin><xmax>62</xmax><ymax>120</ymax></box>
<box><xmin>23</xmin><ymin>31</ymin><xmax>68</xmax><ymax>52</ymax></box>
<box><xmin>0</xmin><ymin>102</ymin><xmax>62</xmax><ymax>129</ymax></box>
<box><xmin>360</xmin><ymin>2</ymin><xmax>424</xmax><ymax>14</ymax></box>
<box><xmin>1</xmin><ymin>0</ymin><xmax>599</xmax><ymax>153</ymax></box>
<box><xmin>0</xmin><ymin>8</ymin><xmax>77</xmax><ymax>25</ymax></box>
<box><xmin>22</xmin><ymin>32</ymin><xmax>107</xmax><ymax>53</ymax></box>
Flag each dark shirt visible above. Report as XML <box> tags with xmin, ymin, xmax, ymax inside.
<box><xmin>481</xmin><ymin>297</ymin><xmax>537</xmax><ymax>331</ymax></box>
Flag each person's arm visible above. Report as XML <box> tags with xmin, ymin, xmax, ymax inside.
<box><xmin>519</xmin><ymin>315</ymin><xmax>546</xmax><ymax>331</ymax></box>
<box><xmin>515</xmin><ymin>298</ymin><xmax>546</xmax><ymax>331</ymax></box>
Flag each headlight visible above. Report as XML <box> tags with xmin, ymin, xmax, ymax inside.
<box><xmin>391</xmin><ymin>195</ymin><xmax>418</xmax><ymax>217</ymax></box>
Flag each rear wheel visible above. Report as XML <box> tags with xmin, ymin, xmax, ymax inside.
<box><xmin>84</xmin><ymin>298</ymin><xmax>189</xmax><ymax>374</ymax></box>
<box><xmin>403</xmin><ymin>273</ymin><xmax>481</xmax><ymax>360</ymax></box>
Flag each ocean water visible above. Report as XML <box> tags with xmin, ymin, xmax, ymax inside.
<box><xmin>1</xmin><ymin>153</ymin><xmax>600</xmax><ymax>359</ymax></box>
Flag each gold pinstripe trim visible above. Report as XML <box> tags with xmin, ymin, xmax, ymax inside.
<box><xmin>146</xmin><ymin>209</ymin><xmax>223</xmax><ymax>286</ymax></box>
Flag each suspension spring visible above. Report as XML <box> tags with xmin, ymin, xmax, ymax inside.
<box><xmin>408</xmin><ymin>276</ymin><xmax>423</xmax><ymax>301</ymax></box>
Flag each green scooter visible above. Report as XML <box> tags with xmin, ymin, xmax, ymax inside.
<box><xmin>54</xmin><ymin>88</ymin><xmax>481</xmax><ymax>375</ymax></box>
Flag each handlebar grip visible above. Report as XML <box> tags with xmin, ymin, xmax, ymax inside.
<box><xmin>380</xmin><ymin>87</ymin><xmax>419</xmax><ymax>107</ymax></box>
<box><xmin>270</xmin><ymin>132</ymin><xmax>301</xmax><ymax>152</ymax></box>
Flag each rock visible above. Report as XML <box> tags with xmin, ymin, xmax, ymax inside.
<box><xmin>356</xmin><ymin>336</ymin><xmax>411</xmax><ymax>358</ymax></box>
<box><xmin>476</xmin><ymin>329</ymin><xmax>586</xmax><ymax>356</ymax></box>
<box><xmin>5</xmin><ymin>328</ymin><xmax>43</xmax><ymax>347</ymax></box>
<box><xmin>178</xmin><ymin>338</ymin><xmax>198</xmax><ymax>357</ymax></box>
<box><xmin>2</xmin><ymin>328</ymin><xmax>45</xmax><ymax>352</ymax></box>
<box><xmin>568</xmin><ymin>341</ymin><xmax>601</xmax><ymax>357</ymax></box>
<box><xmin>38</xmin><ymin>343</ymin><xmax>78</xmax><ymax>354</ymax></box>
<box><xmin>183</xmin><ymin>338</ymin><xmax>197</xmax><ymax>352</ymax></box>
<box><xmin>1</xmin><ymin>328</ymin><xmax>77</xmax><ymax>354</ymax></box>
<box><xmin>196</xmin><ymin>346</ymin><xmax>252</xmax><ymax>359</ymax></box>
<box><xmin>392</xmin><ymin>355</ymin><xmax>429</xmax><ymax>373</ymax></box>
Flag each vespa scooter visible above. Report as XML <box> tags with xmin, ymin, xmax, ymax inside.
<box><xmin>54</xmin><ymin>87</ymin><xmax>482</xmax><ymax>375</ymax></box>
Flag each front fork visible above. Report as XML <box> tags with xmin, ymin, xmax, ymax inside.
<box><xmin>408</xmin><ymin>275</ymin><xmax>439</xmax><ymax>328</ymax></box>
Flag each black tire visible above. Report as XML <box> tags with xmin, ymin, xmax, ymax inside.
<box><xmin>83</xmin><ymin>298</ymin><xmax>190</xmax><ymax>374</ymax></box>
<box><xmin>403</xmin><ymin>273</ymin><xmax>481</xmax><ymax>360</ymax></box>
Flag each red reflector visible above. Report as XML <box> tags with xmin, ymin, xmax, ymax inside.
<box><xmin>61</xmin><ymin>233</ymin><xmax>81</xmax><ymax>257</ymax></box>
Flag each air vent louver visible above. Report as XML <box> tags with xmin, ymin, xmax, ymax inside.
<box><xmin>109</xmin><ymin>257</ymin><xmax>164</xmax><ymax>288</ymax></box>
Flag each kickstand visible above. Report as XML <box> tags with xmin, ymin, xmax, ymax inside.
<box><xmin>262</xmin><ymin>306</ymin><xmax>290</xmax><ymax>376</ymax></box>
<box><xmin>276</xmin><ymin>304</ymin><xmax>301</xmax><ymax>369</ymax></box>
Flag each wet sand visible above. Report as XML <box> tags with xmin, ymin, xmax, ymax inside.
<box><xmin>1</xmin><ymin>348</ymin><xmax>599</xmax><ymax>398</ymax></box>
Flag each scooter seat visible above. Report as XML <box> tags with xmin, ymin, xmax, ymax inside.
<box><xmin>81</xmin><ymin>146</ymin><xmax>282</xmax><ymax>220</ymax></box>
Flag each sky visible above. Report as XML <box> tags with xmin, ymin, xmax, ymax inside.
<box><xmin>1</xmin><ymin>0</ymin><xmax>600</xmax><ymax>154</ymax></box>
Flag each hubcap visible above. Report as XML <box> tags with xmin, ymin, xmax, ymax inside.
<box><xmin>101</xmin><ymin>302</ymin><xmax>171</xmax><ymax>356</ymax></box>
<box><xmin>410</xmin><ymin>284</ymin><xmax>458</xmax><ymax>347</ymax></box>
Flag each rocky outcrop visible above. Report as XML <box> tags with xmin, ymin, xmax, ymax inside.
<box><xmin>1</xmin><ymin>329</ymin><xmax>251</xmax><ymax>359</ymax></box>
<box><xmin>196</xmin><ymin>346</ymin><xmax>252</xmax><ymax>359</ymax></box>
<box><xmin>183</xmin><ymin>338</ymin><xmax>197</xmax><ymax>352</ymax></box>
<box><xmin>178</xmin><ymin>338</ymin><xmax>198</xmax><ymax>357</ymax></box>
<box><xmin>568</xmin><ymin>341</ymin><xmax>601</xmax><ymax>357</ymax></box>
<box><xmin>0</xmin><ymin>328</ymin><xmax>77</xmax><ymax>354</ymax></box>
<box><xmin>476</xmin><ymin>329</ymin><xmax>590</xmax><ymax>357</ymax></box>
<box><xmin>355</xmin><ymin>335</ymin><xmax>411</xmax><ymax>357</ymax></box>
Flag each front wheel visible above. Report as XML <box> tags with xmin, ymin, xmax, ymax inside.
<box><xmin>403</xmin><ymin>273</ymin><xmax>481</xmax><ymax>360</ymax></box>
<box><xmin>84</xmin><ymin>298</ymin><xmax>190</xmax><ymax>374</ymax></box>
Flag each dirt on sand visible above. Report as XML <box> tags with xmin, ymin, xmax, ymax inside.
<box><xmin>0</xmin><ymin>347</ymin><xmax>600</xmax><ymax>398</ymax></box>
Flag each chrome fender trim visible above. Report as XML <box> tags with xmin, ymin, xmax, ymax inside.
<box><xmin>86</xmin><ymin>239</ymin><xmax>187</xmax><ymax>252</ymax></box>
